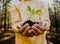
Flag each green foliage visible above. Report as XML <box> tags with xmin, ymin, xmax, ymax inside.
<box><xmin>27</xmin><ymin>6</ymin><xmax>41</xmax><ymax>15</ymax></box>
<box><xmin>35</xmin><ymin>9</ymin><xmax>41</xmax><ymax>14</ymax></box>
<box><xmin>27</xmin><ymin>6</ymin><xmax>31</xmax><ymax>12</ymax></box>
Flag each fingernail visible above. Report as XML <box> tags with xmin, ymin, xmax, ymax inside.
<box><xmin>28</xmin><ymin>30</ymin><xmax>32</xmax><ymax>34</ymax></box>
<box><xmin>26</xmin><ymin>23</ymin><xmax>29</xmax><ymax>25</ymax></box>
<box><xmin>34</xmin><ymin>24</ymin><xmax>37</xmax><ymax>26</ymax></box>
<box><xmin>31</xmin><ymin>29</ymin><xmax>33</xmax><ymax>31</ymax></box>
<box><xmin>28</xmin><ymin>26</ymin><xmax>30</xmax><ymax>28</ymax></box>
<box><xmin>32</xmin><ymin>26</ymin><xmax>34</xmax><ymax>28</ymax></box>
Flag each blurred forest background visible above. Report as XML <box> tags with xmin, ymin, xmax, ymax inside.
<box><xmin>0</xmin><ymin>0</ymin><xmax>60</xmax><ymax>44</ymax></box>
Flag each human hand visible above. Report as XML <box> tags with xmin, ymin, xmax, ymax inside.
<box><xmin>31</xmin><ymin>20</ymin><xmax>46</xmax><ymax>36</ymax></box>
<box><xmin>17</xmin><ymin>23</ymin><xmax>31</xmax><ymax>36</ymax></box>
<box><xmin>16</xmin><ymin>20</ymin><xmax>46</xmax><ymax>37</ymax></box>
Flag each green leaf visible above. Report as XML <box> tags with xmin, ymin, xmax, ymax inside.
<box><xmin>35</xmin><ymin>9</ymin><xmax>41</xmax><ymax>14</ymax></box>
<box><xmin>27</xmin><ymin>5</ymin><xmax>41</xmax><ymax>16</ymax></box>
<box><xmin>27</xmin><ymin>6</ymin><xmax>31</xmax><ymax>12</ymax></box>
<box><xmin>32</xmin><ymin>9</ymin><xmax>35</xmax><ymax>14</ymax></box>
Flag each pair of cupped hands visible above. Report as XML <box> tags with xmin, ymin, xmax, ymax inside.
<box><xmin>17</xmin><ymin>20</ymin><xmax>46</xmax><ymax>37</ymax></box>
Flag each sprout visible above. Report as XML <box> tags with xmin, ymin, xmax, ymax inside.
<box><xmin>27</xmin><ymin>6</ymin><xmax>41</xmax><ymax>20</ymax></box>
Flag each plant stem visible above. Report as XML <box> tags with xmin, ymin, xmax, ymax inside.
<box><xmin>29</xmin><ymin>14</ymin><xmax>32</xmax><ymax>20</ymax></box>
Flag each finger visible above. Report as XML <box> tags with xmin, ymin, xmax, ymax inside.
<box><xmin>37</xmin><ymin>20</ymin><xmax>47</xmax><ymax>26</ymax></box>
<box><xmin>37</xmin><ymin>25</ymin><xmax>46</xmax><ymax>31</ymax></box>
<box><xmin>17</xmin><ymin>26</ymin><xmax>23</xmax><ymax>32</ymax></box>
<box><xmin>32</xmin><ymin>26</ymin><xmax>43</xmax><ymax>34</ymax></box>
<box><xmin>42</xmin><ymin>22</ymin><xmax>47</xmax><ymax>26</ymax></box>
<box><xmin>33</xmin><ymin>24</ymin><xmax>38</xmax><ymax>27</ymax></box>
<box><xmin>31</xmin><ymin>29</ymin><xmax>38</xmax><ymax>36</ymax></box>
<box><xmin>20</xmin><ymin>23</ymin><xmax>29</xmax><ymax>32</ymax></box>
<box><xmin>27</xmin><ymin>30</ymin><xmax>32</xmax><ymax>37</ymax></box>
<box><xmin>29</xmin><ymin>31</ymin><xmax>34</xmax><ymax>37</ymax></box>
<box><xmin>30</xmin><ymin>33</ymin><xmax>34</xmax><ymax>37</ymax></box>
<box><xmin>34</xmin><ymin>24</ymin><xmax>46</xmax><ymax>31</ymax></box>
<box><xmin>37</xmin><ymin>20</ymin><xmax>42</xmax><ymax>26</ymax></box>
<box><xmin>17</xmin><ymin>26</ymin><xmax>22</xmax><ymax>29</ymax></box>
<box><xmin>28</xmin><ymin>30</ymin><xmax>32</xmax><ymax>34</ymax></box>
<box><xmin>22</xmin><ymin>26</ymin><xmax>30</xmax><ymax>36</ymax></box>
